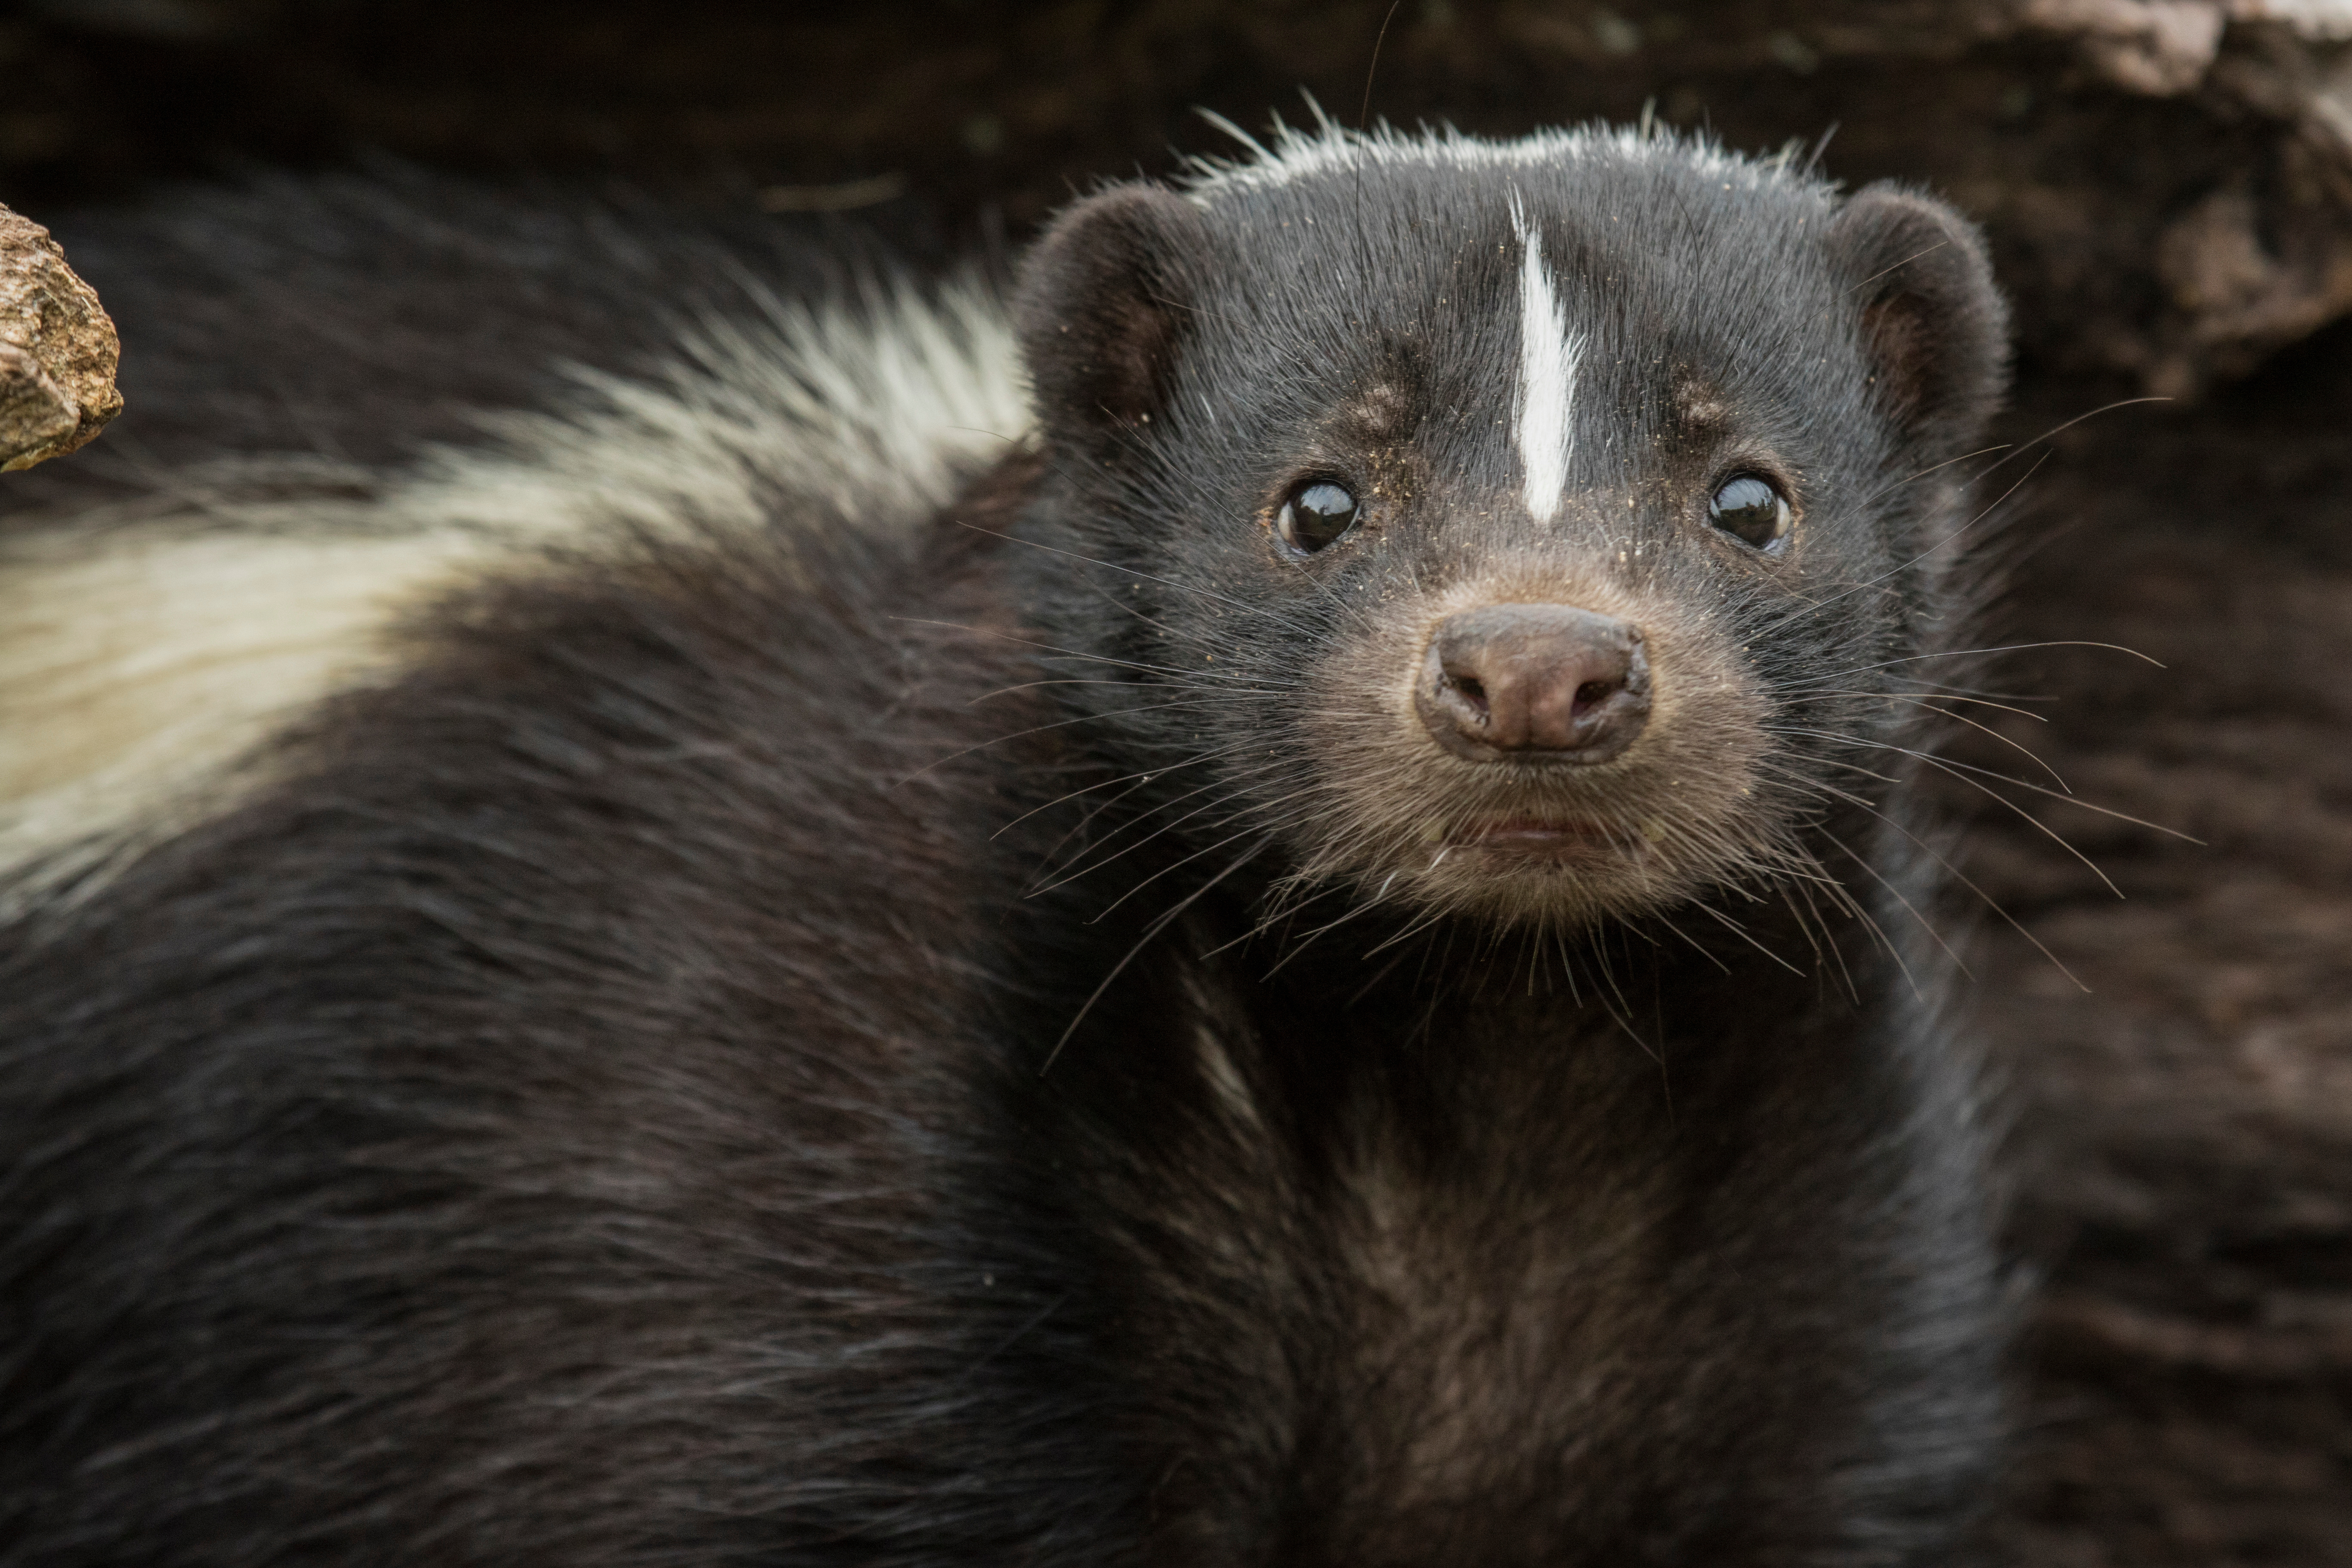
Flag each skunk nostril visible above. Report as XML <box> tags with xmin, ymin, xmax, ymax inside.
<box><xmin>1416</xmin><ymin>604</ymin><xmax>1652</xmax><ymax>763</ymax></box>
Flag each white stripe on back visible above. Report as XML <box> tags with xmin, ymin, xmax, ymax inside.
<box><xmin>1509</xmin><ymin>198</ymin><xmax>1580</xmax><ymax>525</ymax></box>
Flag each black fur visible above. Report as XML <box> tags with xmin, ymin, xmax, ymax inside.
<box><xmin>0</xmin><ymin>130</ymin><xmax>2012</xmax><ymax>1565</ymax></box>
<box><xmin>0</xmin><ymin>165</ymin><xmax>952</xmax><ymax>520</ymax></box>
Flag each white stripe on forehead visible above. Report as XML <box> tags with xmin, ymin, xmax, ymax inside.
<box><xmin>1509</xmin><ymin>196</ymin><xmax>1581</xmax><ymax>526</ymax></box>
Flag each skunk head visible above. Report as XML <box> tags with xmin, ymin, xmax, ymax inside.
<box><xmin>1011</xmin><ymin>125</ymin><xmax>2008</xmax><ymax>931</ymax></box>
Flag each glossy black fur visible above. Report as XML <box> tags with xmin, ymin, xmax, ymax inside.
<box><xmin>1</xmin><ymin>135</ymin><xmax>2011</xmax><ymax>1564</ymax></box>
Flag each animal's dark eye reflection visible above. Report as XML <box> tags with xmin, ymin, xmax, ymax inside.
<box><xmin>1707</xmin><ymin>475</ymin><xmax>1792</xmax><ymax>550</ymax></box>
<box><xmin>1276</xmin><ymin>481</ymin><xmax>1361</xmax><ymax>555</ymax></box>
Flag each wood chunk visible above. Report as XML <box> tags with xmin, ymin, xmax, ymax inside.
<box><xmin>0</xmin><ymin>204</ymin><xmax>122</xmax><ymax>472</ymax></box>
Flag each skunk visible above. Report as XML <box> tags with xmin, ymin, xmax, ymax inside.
<box><xmin>0</xmin><ymin>124</ymin><xmax>2010</xmax><ymax>1565</ymax></box>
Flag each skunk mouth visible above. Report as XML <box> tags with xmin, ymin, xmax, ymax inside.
<box><xmin>1448</xmin><ymin>818</ymin><xmax>1639</xmax><ymax>858</ymax></box>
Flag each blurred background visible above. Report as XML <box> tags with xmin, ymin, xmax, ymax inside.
<box><xmin>4</xmin><ymin>2</ymin><xmax>2349</xmax><ymax>1561</ymax></box>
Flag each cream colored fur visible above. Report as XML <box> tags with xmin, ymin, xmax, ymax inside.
<box><xmin>0</xmin><ymin>277</ymin><xmax>1030</xmax><ymax>900</ymax></box>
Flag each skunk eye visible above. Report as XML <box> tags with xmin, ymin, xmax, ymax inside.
<box><xmin>1276</xmin><ymin>481</ymin><xmax>1361</xmax><ymax>555</ymax></box>
<box><xmin>1707</xmin><ymin>474</ymin><xmax>1792</xmax><ymax>549</ymax></box>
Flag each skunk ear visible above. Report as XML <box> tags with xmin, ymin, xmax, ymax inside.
<box><xmin>1826</xmin><ymin>184</ymin><xmax>2009</xmax><ymax>459</ymax></box>
<box><xmin>1014</xmin><ymin>184</ymin><xmax>1219</xmax><ymax>450</ymax></box>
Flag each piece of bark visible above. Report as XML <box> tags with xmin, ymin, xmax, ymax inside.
<box><xmin>0</xmin><ymin>204</ymin><xmax>122</xmax><ymax>472</ymax></box>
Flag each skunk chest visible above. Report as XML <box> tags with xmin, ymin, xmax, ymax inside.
<box><xmin>1053</xmin><ymin>968</ymin><xmax>1894</xmax><ymax>1566</ymax></box>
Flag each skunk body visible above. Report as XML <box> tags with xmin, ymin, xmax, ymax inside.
<box><xmin>0</xmin><ymin>128</ymin><xmax>2009</xmax><ymax>1565</ymax></box>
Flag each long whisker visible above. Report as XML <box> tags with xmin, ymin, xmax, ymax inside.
<box><xmin>1969</xmin><ymin>396</ymin><xmax>2169</xmax><ymax>483</ymax></box>
<box><xmin>1796</xmin><ymin>684</ymin><xmax>2052</xmax><ymax>723</ymax></box>
<box><xmin>1786</xmin><ymin>451</ymin><xmax>2049</xmax><ymax>619</ymax></box>
<box><xmin>1777</xmin><ymin>865</ymin><xmax>1863</xmax><ymax>1003</ymax></box>
<box><xmin>971</xmin><ymin>678</ymin><xmax>1286</xmax><ymax>701</ymax></box>
<box><xmin>898</xmin><ymin>695</ymin><xmax>1274</xmax><ymax>784</ymax></box>
<box><xmin>891</xmin><ymin>616</ymin><xmax>1293</xmax><ymax>688</ymax></box>
<box><xmin>990</xmin><ymin>740</ymin><xmax>1262</xmax><ymax>842</ymax></box>
<box><xmin>1926</xmin><ymin>749</ymin><xmax>2200</xmax><ymax>841</ymax></box>
<box><xmin>954</xmin><ymin>523</ymin><xmax>1334</xmax><ymax>640</ymax></box>
<box><xmin>1889</xmin><ymin>695</ymin><xmax>2068</xmax><ymax>790</ymax></box>
<box><xmin>1809</xmin><ymin>826</ymin><xmax>1934</xmax><ymax>997</ymax></box>
<box><xmin>1786</xmin><ymin>728</ymin><xmax>2196</xmax><ymax>846</ymax></box>
<box><xmin>1041</xmin><ymin>836</ymin><xmax>1269</xmax><ymax>1074</ymax></box>
<box><xmin>1198</xmin><ymin>875</ymin><xmax>1358</xmax><ymax>962</ymax></box>
<box><xmin>1763</xmin><ymin>760</ymin><xmax>2089</xmax><ymax>992</ymax></box>
<box><xmin>1026</xmin><ymin>766</ymin><xmax>1286</xmax><ymax>896</ymax></box>
<box><xmin>1885</xmin><ymin>677</ymin><xmax>2056</xmax><ymax>707</ymax></box>
<box><xmin>1781</xmin><ymin>688</ymin><xmax>2073</xmax><ymax>790</ymax></box>
<box><xmin>1257</xmin><ymin>876</ymin><xmax>1426</xmax><ymax>974</ymax></box>
<box><xmin>1060</xmin><ymin>773</ymin><xmax>1317</xmax><ymax>911</ymax></box>
<box><xmin>1678</xmin><ymin>899</ymin><xmax>1804</xmax><ymax>976</ymax></box>
<box><xmin>1032</xmin><ymin>759</ymin><xmax>1338</xmax><ymax>899</ymax></box>
<box><xmin>1852</xmin><ymin>395</ymin><xmax>2165</xmax><ymax>517</ymax></box>
<box><xmin>1856</xmin><ymin>442</ymin><xmax>2010</xmax><ymax>511</ymax></box>
<box><xmin>1775</xmin><ymin>734</ymin><xmax>2132</xmax><ymax>896</ymax></box>
<box><xmin>1583</xmin><ymin>933</ymin><xmax>1666</xmax><ymax>1068</ymax></box>
<box><xmin>1803</xmin><ymin>639</ymin><xmax>2165</xmax><ymax>685</ymax></box>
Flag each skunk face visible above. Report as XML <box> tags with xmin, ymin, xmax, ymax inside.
<box><xmin>1013</xmin><ymin>129</ymin><xmax>2006</xmax><ymax>931</ymax></box>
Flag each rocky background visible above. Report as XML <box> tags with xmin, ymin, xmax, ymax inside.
<box><xmin>3</xmin><ymin>1</ymin><xmax>2348</xmax><ymax>1560</ymax></box>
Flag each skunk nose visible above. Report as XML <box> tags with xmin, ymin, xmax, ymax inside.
<box><xmin>1416</xmin><ymin>605</ymin><xmax>1651</xmax><ymax>763</ymax></box>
